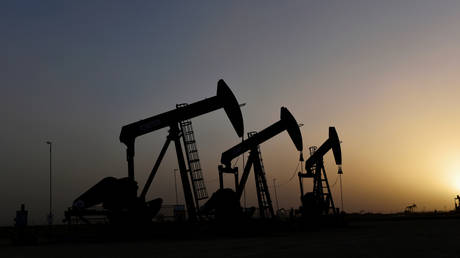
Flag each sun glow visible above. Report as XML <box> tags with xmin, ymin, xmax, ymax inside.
<box><xmin>446</xmin><ymin>162</ymin><xmax>460</xmax><ymax>192</ymax></box>
<box><xmin>452</xmin><ymin>175</ymin><xmax>460</xmax><ymax>192</ymax></box>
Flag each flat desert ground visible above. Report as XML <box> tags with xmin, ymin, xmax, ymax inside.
<box><xmin>2</xmin><ymin>218</ymin><xmax>460</xmax><ymax>257</ymax></box>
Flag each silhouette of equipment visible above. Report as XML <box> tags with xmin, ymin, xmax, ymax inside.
<box><xmin>455</xmin><ymin>195</ymin><xmax>460</xmax><ymax>213</ymax></box>
<box><xmin>203</xmin><ymin>107</ymin><xmax>303</xmax><ymax>220</ymax></box>
<box><xmin>14</xmin><ymin>204</ymin><xmax>28</xmax><ymax>228</ymax></box>
<box><xmin>68</xmin><ymin>177</ymin><xmax>163</xmax><ymax>224</ymax></box>
<box><xmin>298</xmin><ymin>127</ymin><xmax>342</xmax><ymax>217</ymax></box>
<box><xmin>200</xmin><ymin>188</ymin><xmax>243</xmax><ymax>221</ymax></box>
<box><xmin>66</xmin><ymin>80</ymin><xmax>244</xmax><ymax>224</ymax></box>
<box><xmin>12</xmin><ymin>204</ymin><xmax>37</xmax><ymax>245</ymax></box>
<box><xmin>405</xmin><ymin>204</ymin><xmax>416</xmax><ymax>213</ymax></box>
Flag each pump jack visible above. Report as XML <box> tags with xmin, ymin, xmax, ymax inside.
<box><xmin>66</xmin><ymin>80</ymin><xmax>244</xmax><ymax>224</ymax></box>
<box><xmin>405</xmin><ymin>204</ymin><xmax>416</xmax><ymax>213</ymax></box>
<box><xmin>202</xmin><ymin>107</ymin><xmax>303</xmax><ymax>220</ymax></box>
<box><xmin>298</xmin><ymin>127</ymin><xmax>342</xmax><ymax>217</ymax></box>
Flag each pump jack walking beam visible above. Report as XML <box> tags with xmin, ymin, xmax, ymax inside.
<box><xmin>120</xmin><ymin>80</ymin><xmax>244</xmax><ymax>180</ymax></box>
<box><xmin>119</xmin><ymin>79</ymin><xmax>244</xmax><ymax>221</ymax></box>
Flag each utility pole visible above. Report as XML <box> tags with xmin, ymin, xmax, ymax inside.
<box><xmin>174</xmin><ymin>168</ymin><xmax>179</xmax><ymax>206</ymax></box>
<box><xmin>239</xmin><ymin>103</ymin><xmax>247</xmax><ymax>210</ymax></box>
<box><xmin>338</xmin><ymin>166</ymin><xmax>344</xmax><ymax>212</ymax></box>
<box><xmin>273</xmin><ymin>178</ymin><xmax>279</xmax><ymax>212</ymax></box>
<box><xmin>46</xmin><ymin>141</ymin><xmax>53</xmax><ymax>225</ymax></box>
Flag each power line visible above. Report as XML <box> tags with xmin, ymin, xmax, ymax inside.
<box><xmin>270</xmin><ymin>161</ymin><xmax>301</xmax><ymax>189</ymax></box>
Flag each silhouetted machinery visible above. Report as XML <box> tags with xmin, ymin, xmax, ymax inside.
<box><xmin>298</xmin><ymin>127</ymin><xmax>342</xmax><ymax>217</ymax></box>
<box><xmin>454</xmin><ymin>196</ymin><xmax>459</xmax><ymax>213</ymax></box>
<box><xmin>202</xmin><ymin>107</ymin><xmax>303</xmax><ymax>220</ymax></box>
<box><xmin>14</xmin><ymin>204</ymin><xmax>28</xmax><ymax>228</ymax></box>
<box><xmin>66</xmin><ymin>80</ymin><xmax>244</xmax><ymax>224</ymax></box>
<box><xmin>404</xmin><ymin>204</ymin><xmax>416</xmax><ymax>213</ymax></box>
<box><xmin>12</xmin><ymin>204</ymin><xmax>36</xmax><ymax>245</ymax></box>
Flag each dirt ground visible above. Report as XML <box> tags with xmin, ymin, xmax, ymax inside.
<box><xmin>2</xmin><ymin>218</ymin><xmax>460</xmax><ymax>258</ymax></box>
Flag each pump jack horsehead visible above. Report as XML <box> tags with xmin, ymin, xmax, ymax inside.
<box><xmin>298</xmin><ymin>127</ymin><xmax>342</xmax><ymax>217</ymax></box>
<box><xmin>68</xmin><ymin>80</ymin><xmax>244</xmax><ymax>224</ymax></box>
<box><xmin>201</xmin><ymin>107</ymin><xmax>303</xmax><ymax>220</ymax></box>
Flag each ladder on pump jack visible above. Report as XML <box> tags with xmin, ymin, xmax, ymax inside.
<box><xmin>177</xmin><ymin>103</ymin><xmax>209</xmax><ymax>210</ymax></box>
<box><xmin>309</xmin><ymin>146</ymin><xmax>336</xmax><ymax>215</ymax></box>
<box><xmin>248</xmin><ymin>131</ymin><xmax>275</xmax><ymax>219</ymax></box>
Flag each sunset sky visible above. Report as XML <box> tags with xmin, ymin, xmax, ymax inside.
<box><xmin>2</xmin><ymin>1</ymin><xmax>460</xmax><ymax>225</ymax></box>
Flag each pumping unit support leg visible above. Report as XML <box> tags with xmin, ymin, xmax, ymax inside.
<box><xmin>236</xmin><ymin>152</ymin><xmax>256</xmax><ymax>199</ymax></box>
<box><xmin>171</xmin><ymin>124</ymin><xmax>197</xmax><ymax>222</ymax></box>
<box><xmin>140</xmin><ymin>136</ymin><xmax>172</xmax><ymax>200</ymax></box>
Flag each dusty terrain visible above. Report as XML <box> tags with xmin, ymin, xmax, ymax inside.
<box><xmin>2</xmin><ymin>217</ymin><xmax>460</xmax><ymax>258</ymax></box>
